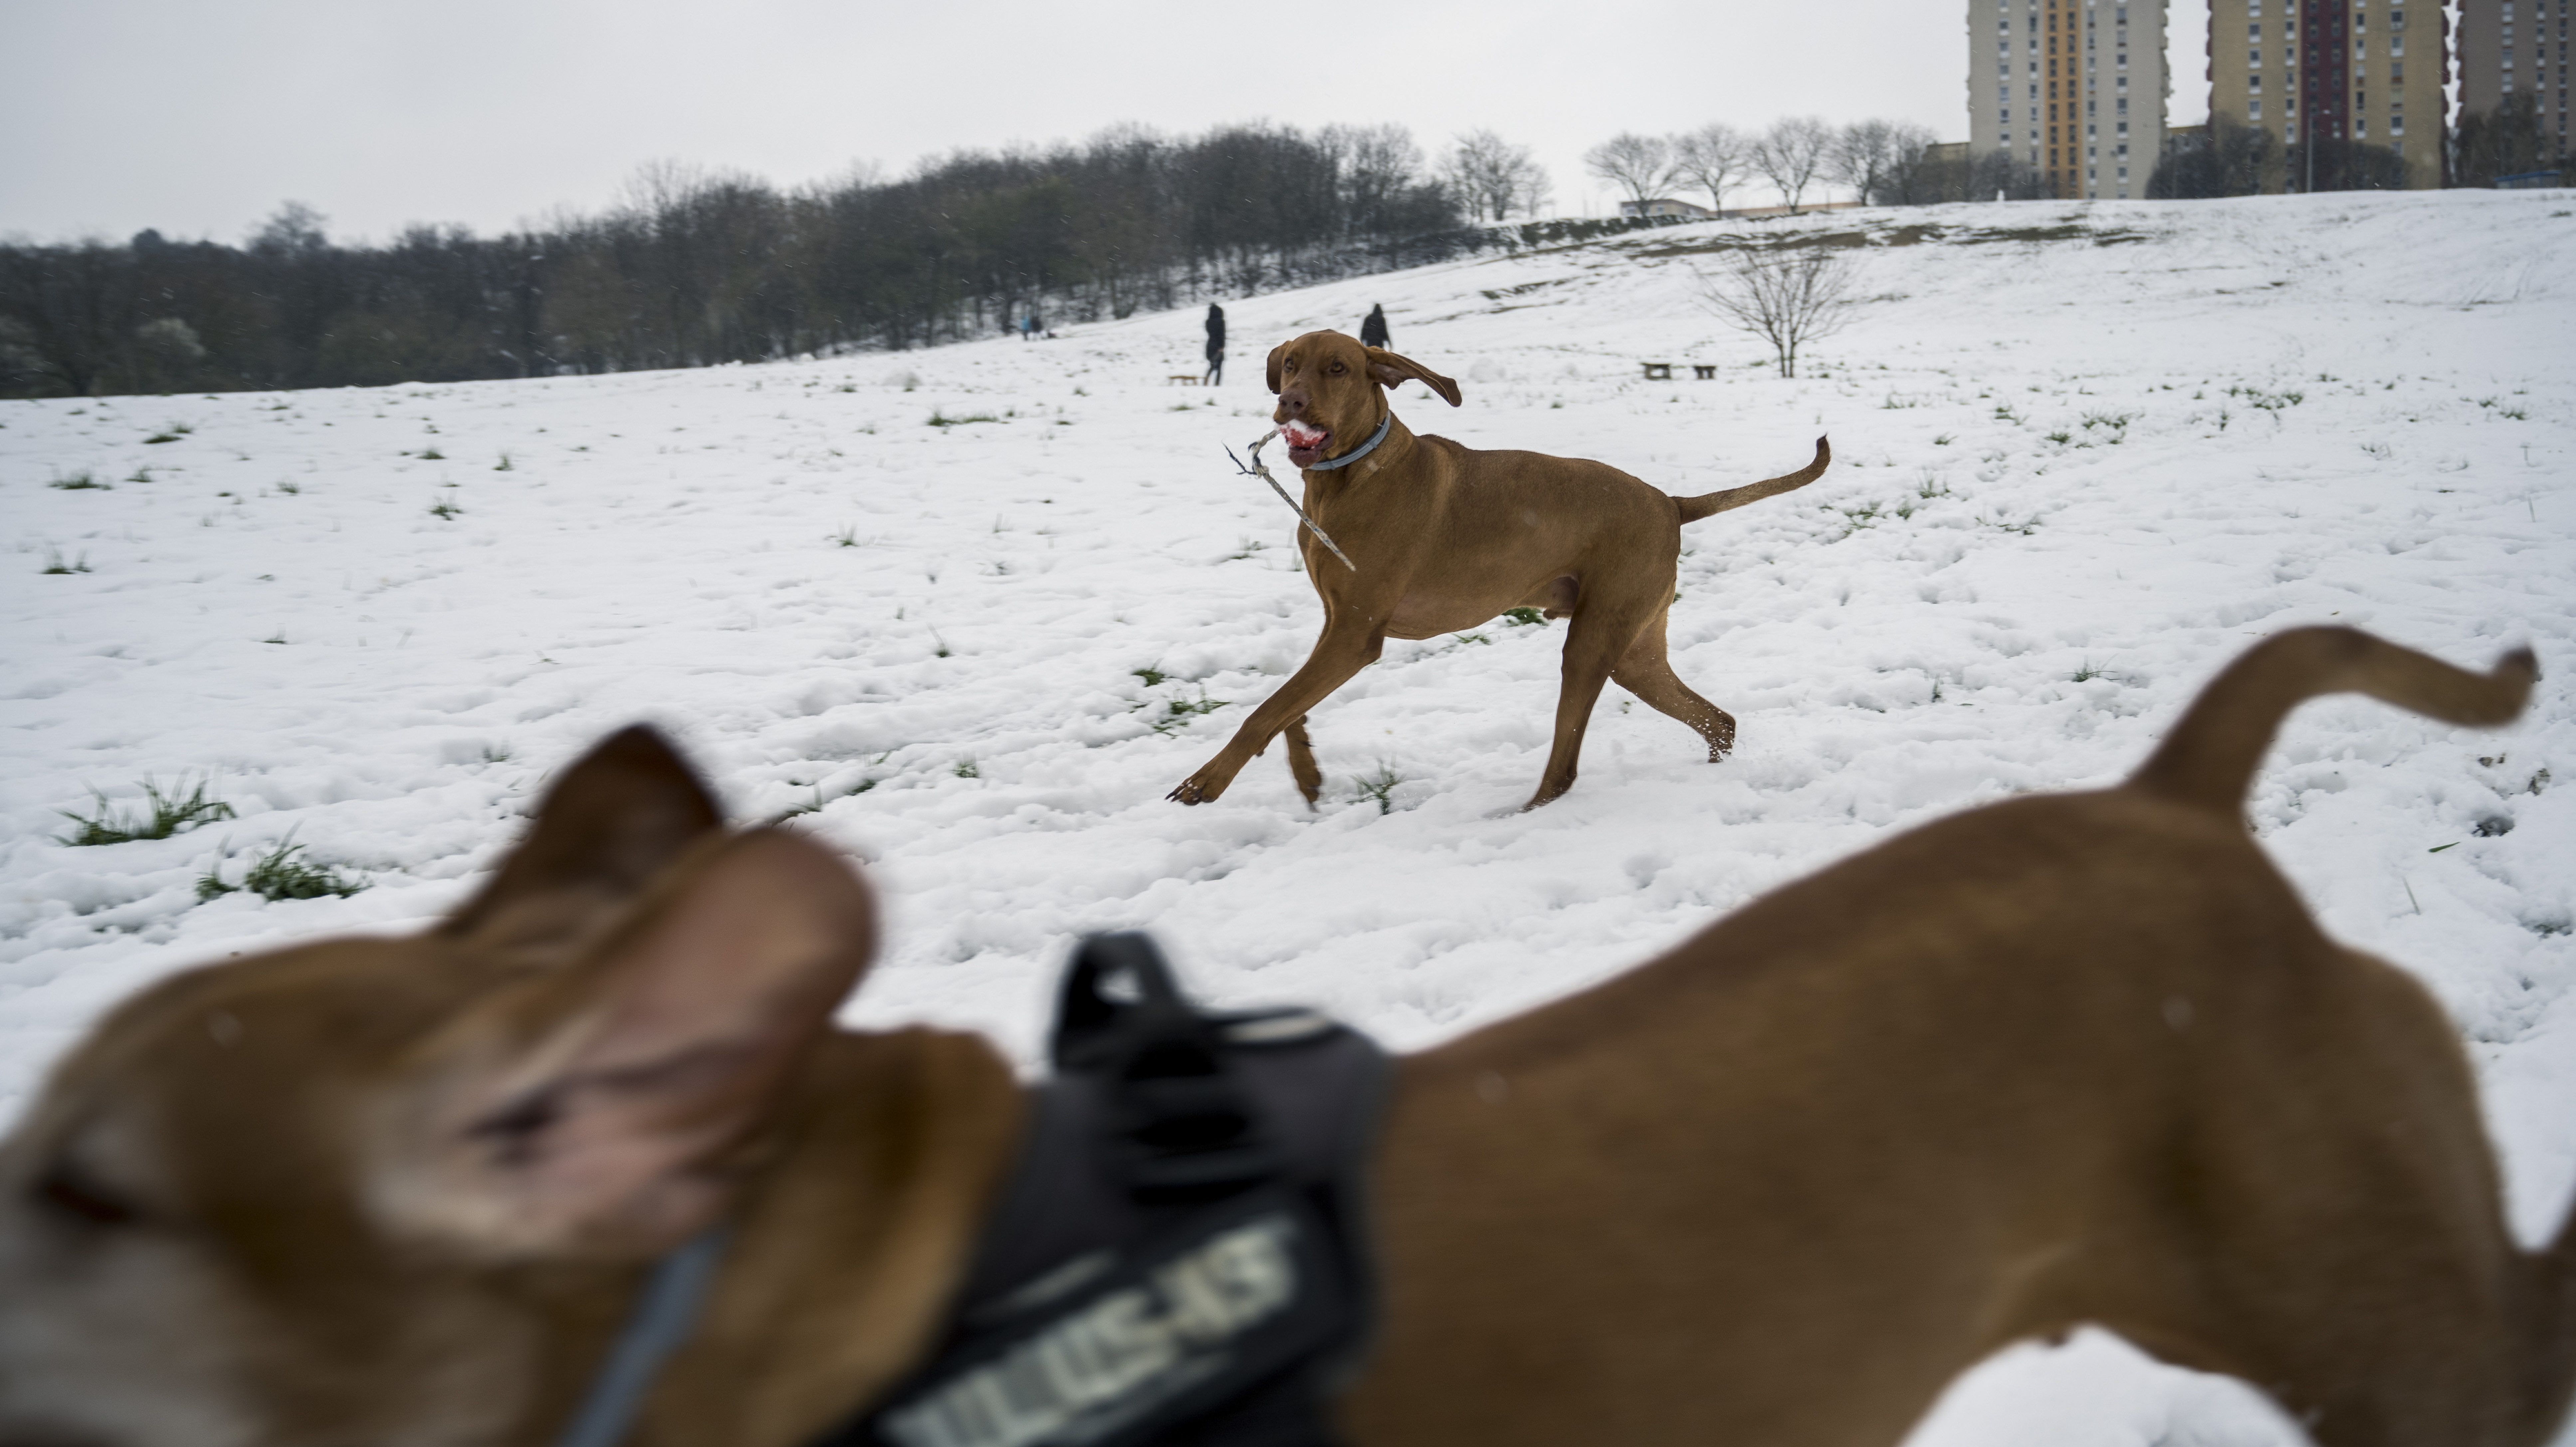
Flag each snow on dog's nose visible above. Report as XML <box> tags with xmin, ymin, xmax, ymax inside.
<box><xmin>1282</xmin><ymin>420</ymin><xmax>1330</xmax><ymax>467</ymax></box>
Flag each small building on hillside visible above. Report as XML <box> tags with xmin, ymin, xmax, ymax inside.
<box><xmin>1617</xmin><ymin>198</ymin><xmax>1717</xmax><ymax>220</ymax></box>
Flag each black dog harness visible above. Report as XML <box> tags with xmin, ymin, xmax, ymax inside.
<box><xmin>551</xmin><ymin>933</ymin><xmax>1389</xmax><ymax>1447</ymax></box>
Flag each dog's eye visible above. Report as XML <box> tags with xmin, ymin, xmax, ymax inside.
<box><xmin>33</xmin><ymin>1161</ymin><xmax>139</xmax><ymax>1229</ymax></box>
<box><xmin>1327</xmin><ymin>362</ymin><xmax>1345</xmax><ymax>375</ymax></box>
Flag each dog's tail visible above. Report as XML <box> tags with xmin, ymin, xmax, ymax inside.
<box><xmin>1674</xmin><ymin>436</ymin><xmax>1831</xmax><ymax>524</ymax></box>
<box><xmin>2128</xmin><ymin>627</ymin><xmax>2536</xmax><ymax>816</ymax></box>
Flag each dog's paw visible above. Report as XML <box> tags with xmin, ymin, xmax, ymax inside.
<box><xmin>1167</xmin><ymin>776</ymin><xmax>1221</xmax><ymax>805</ymax></box>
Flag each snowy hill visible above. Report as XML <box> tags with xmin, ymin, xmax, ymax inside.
<box><xmin>5</xmin><ymin>188</ymin><xmax>2574</xmax><ymax>1444</ymax></box>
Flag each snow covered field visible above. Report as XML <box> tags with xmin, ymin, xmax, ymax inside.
<box><xmin>6</xmin><ymin>188</ymin><xmax>2574</xmax><ymax>1442</ymax></box>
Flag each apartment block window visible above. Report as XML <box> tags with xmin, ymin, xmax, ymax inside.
<box><xmin>2117</xmin><ymin>96</ymin><xmax>2128</xmax><ymax>113</ymax></box>
<box><xmin>2250</xmin><ymin>23</ymin><xmax>2263</xmax><ymax>39</ymax></box>
<box><xmin>2252</xmin><ymin>48</ymin><xmax>2264</xmax><ymax>64</ymax></box>
<box><xmin>2390</xmin><ymin>113</ymin><xmax>2405</xmax><ymax>133</ymax></box>
<box><xmin>2253</xmin><ymin>73</ymin><xmax>2265</xmax><ymax>90</ymax></box>
<box><xmin>2251</xmin><ymin>98</ymin><xmax>2266</xmax><ymax>117</ymax></box>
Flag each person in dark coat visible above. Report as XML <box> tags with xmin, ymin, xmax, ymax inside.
<box><xmin>1204</xmin><ymin>303</ymin><xmax>1226</xmax><ymax>385</ymax></box>
<box><xmin>1359</xmin><ymin>303</ymin><xmax>1389</xmax><ymax>349</ymax></box>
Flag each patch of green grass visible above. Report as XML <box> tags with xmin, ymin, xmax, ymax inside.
<box><xmin>2072</xmin><ymin>660</ymin><xmax>2103</xmax><ymax>683</ymax></box>
<box><xmin>1932</xmin><ymin>433</ymin><xmax>1955</xmax><ymax>446</ymax></box>
<box><xmin>41</xmin><ymin>548</ymin><xmax>91</xmax><ymax>575</ymax></box>
<box><xmin>1133</xmin><ymin>665</ymin><xmax>1170</xmax><ymax>687</ymax></box>
<box><xmin>49</xmin><ymin>470</ymin><xmax>108</xmax><ymax>490</ymax></box>
<box><xmin>275</xmin><ymin>479</ymin><xmax>301</xmax><ymax>495</ymax></box>
<box><xmin>1503</xmin><ymin>607</ymin><xmax>1547</xmax><ymax>626</ymax></box>
<box><xmin>1151</xmin><ymin>693</ymin><xmax>1224</xmax><ymax>735</ymax></box>
<box><xmin>953</xmin><ymin>758</ymin><xmax>980</xmax><ymax>779</ymax></box>
<box><xmin>929</xmin><ymin>409</ymin><xmax>1002</xmax><ymax>427</ymax></box>
<box><xmin>832</xmin><ymin>524</ymin><xmax>861</xmax><ymax>548</ymax></box>
<box><xmin>429</xmin><ymin>500</ymin><xmax>462</xmax><ymax>520</ymax></box>
<box><xmin>60</xmin><ymin>776</ymin><xmax>236</xmax><ymax>846</ymax></box>
<box><xmin>142</xmin><ymin>423</ymin><xmax>191</xmax><ymax>444</ymax></box>
<box><xmin>2044</xmin><ymin>430</ymin><xmax>2073</xmax><ymax>445</ymax></box>
<box><xmin>1356</xmin><ymin>763</ymin><xmax>1403</xmax><ymax>815</ymax></box>
<box><xmin>125</xmin><ymin>466</ymin><xmax>154</xmax><ymax>485</ymax></box>
<box><xmin>494</xmin><ymin>452</ymin><xmax>513</xmax><ymax>471</ymax></box>
<box><xmin>2229</xmin><ymin>386</ymin><xmax>2303</xmax><ymax>412</ymax></box>
<box><xmin>418</xmin><ymin>446</ymin><xmax>446</xmax><ymax>460</ymax></box>
<box><xmin>772</xmin><ymin>775</ymin><xmax>878</xmax><ymax>822</ymax></box>
<box><xmin>197</xmin><ymin>837</ymin><xmax>364</xmax><ymax>902</ymax></box>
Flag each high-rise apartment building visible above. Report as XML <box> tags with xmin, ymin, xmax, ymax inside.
<box><xmin>1968</xmin><ymin>0</ymin><xmax>2170</xmax><ymax>199</ymax></box>
<box><xmin>2458</xmin><ymin>0</ymin><xmax>2571</xmax><ymax>157</ymax></box>
<box><xmin>2206</xmin><ymin>0</ymin><xmax>2451</xmax><ymax>187</ymax></box>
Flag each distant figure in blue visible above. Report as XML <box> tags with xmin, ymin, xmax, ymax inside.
<box><xmin>1204</xmin><ymin>303</ymin><xmax>1226</xmax><ymax>384</ymax></box>
<box><xmin>1020</xmin><ymin>310</ymin><xmax>1041</xmax><ymax>342</ymax></box>
<box><xmin>1360</xmin><ymin>303</ymin><xmax>1389</xmax><ymax>350</ymax></box>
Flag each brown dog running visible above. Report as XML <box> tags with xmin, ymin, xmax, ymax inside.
<box><xmin>0</xmin><ymin>628</ymin><xmax>2559</xmax><ymax>1447</ymax></box>
<box><xmin>1168</xmin><ymin>329</ymin><xmax>1830</xmax><ymax>812</ymax></box>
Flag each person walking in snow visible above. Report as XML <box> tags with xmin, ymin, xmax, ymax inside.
<box><xmin>1021</xmin><ymin>310</ymin><xmax>1040</xmax><ymax>342</ymax></box>
<box><xmin>1360</xmin><ymin>303</ymin><xmax>1389</xmax><ymax>350</ymax></box>
<box><xmin>1204</xmin><ymin>303</ymin><xmax>1226</xmax><ymax>385</ymax></box>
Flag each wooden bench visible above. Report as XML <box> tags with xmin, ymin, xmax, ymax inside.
<box><xmin>1641</xmin><ymin>362</ymin><xmax>1674</xmax><ymax>380</ymax></box>
<box><xmin>1693</xmin><ymin>364</ymin><xmax>1718</xmax><ymax>380</ymax></box>
<box><xmin>1167</xmin><ymin>374</ymin><xmax>1201</xmax><ymax>385</ymax></box>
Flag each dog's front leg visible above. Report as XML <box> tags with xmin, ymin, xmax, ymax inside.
<box><xmin>1169</xmin><ymin>623</ymin><xmax>1384</xmax><ymax>805</ymax></box>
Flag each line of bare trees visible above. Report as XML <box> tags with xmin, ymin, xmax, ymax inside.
<box><xmin>1583</xmin><ymin>118</ymin><xmax>2004</xmax><ymax>214</ymax></box>
<box><xmin>1</xmin><ymin>122</ymin><xmax>1500</xmax><ymax>399</ymax></box>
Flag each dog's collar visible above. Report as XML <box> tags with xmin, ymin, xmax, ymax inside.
<box><xmin>1300</xmin><ymin>412</ymin><xmax>1393</xmax><ymax>472</ymax></box>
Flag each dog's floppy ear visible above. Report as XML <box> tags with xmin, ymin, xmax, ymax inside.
<box><xmin>1266</xmin><ymin>341</ymin><xmax>1289</xmax><ymax>394</ymax></box>
<box><xmin>373</xmin><ymin>828</ymin><xmax>876</xmax><ymax>1259</ymax></box>
<box><xmin>442</xmin><ymin>725</ymin><xmax>723</xmax><ymax>957</ymax></box>
<box><xmin>1365</xmin><ymin>347</ymin><xmax>1462</xmax><ymax>407</ymax></box>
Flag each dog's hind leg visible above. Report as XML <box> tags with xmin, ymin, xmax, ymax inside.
<box><xmin>1610</xmin><ymin>605</ymin><xmax>1736</xmax><ymax>761</ymax></box>
<box><xmin>1526</xmin><ymin>593</ymin><xmax>1666</xmax><ymax>809</ymax></box>
<box><xmin>1283</xmin><ymin>715</ymin><xmax>1324</xmax><ymax>807</ymax></box>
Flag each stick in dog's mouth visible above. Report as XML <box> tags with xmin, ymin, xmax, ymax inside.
<box><xmin>1281</xmin><ymin>421</ymin><xmax>1330</xmax><ymax>466</ymax></box>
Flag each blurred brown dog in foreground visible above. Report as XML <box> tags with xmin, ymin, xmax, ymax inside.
<box><xmin>1169</xmin><ymin>329</ymin><xmax>1829</xmax><ymax>812</ymax></box>
<box><xmin>0</xmin><ymin>627</ymin><xmax>2558</xmax><ymax>1447</ymax></box>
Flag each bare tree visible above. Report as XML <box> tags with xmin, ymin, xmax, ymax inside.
<box><xmin>1443</xmin><ymin>129</ymin><xmax>1554</xmax><ymax>222</ymax></box>
<box><xmin>1694</xmin><ymin>247</ymin><xmax>1857</xmax><ymax>379</ymax></box>
<box><xmin>1867</xmin><ymin>124</ymin><xmax>1950</xmax><ymax>204</ymax></box>
<box><xmin>1584</xmin><ymin>133</ymin><xmax>1678</xmax><ymax>212</ymax></box>
<box><xmin>1749</xmin><ymin>117</ymin><xmax>1835</xmax><ymax>213</ymax></box>
<box><xmin>1670</xmin><ymin>124</ymin><xmax>1748</xmax><ymax>214</ymax></box>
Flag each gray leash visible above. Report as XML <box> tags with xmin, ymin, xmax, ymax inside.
<box><xmin>1225</xmin><ymin>422</ymin><xmax>1385</xmax><ymax>574</ymax></box>
<box><xmin>549</xmin><ymin>1228</ymin><xmax>732</xmax><ymax>1447</ymax></box>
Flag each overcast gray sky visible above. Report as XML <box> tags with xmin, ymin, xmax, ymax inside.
<box><xmin>1</xmin><ymin>0</ymin><xmax>2214</xmax><ymax>247</ymax></box>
